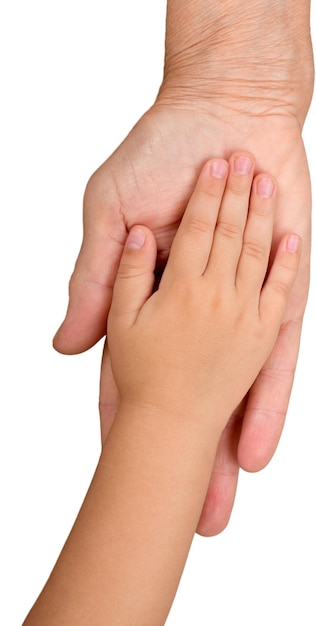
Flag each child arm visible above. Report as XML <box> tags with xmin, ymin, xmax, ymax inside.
<box><xmin>23</xmin><ymin>153</ymin><xmax>301</xmax><ymax>626</ymax></box>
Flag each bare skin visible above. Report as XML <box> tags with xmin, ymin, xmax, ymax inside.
<box><xmin>24</xmin><ymin>157</ymin><xmax>301</xmax><ymax>625</ymax></box>
<box><xmin>53</xmin><ymin>0</ymin><xmax>314</xmax><ymax>536</ymax></box>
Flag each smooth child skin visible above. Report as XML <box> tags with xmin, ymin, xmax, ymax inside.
<box><xmin>23</xmin><ymin>155</ymin><xmax>301</xmax><ymax>625</ymax></box>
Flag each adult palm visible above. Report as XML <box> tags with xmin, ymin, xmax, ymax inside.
<box><xmin>54</xmin><ymin>102</ymin><xmax>311</xmax><ymax>535</ymax></box>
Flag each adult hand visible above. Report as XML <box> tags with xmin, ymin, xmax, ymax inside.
<box><xmin>53</xmin><ymin>0</ymin><xmax>314</xmax><ymax>535</ymax></box>
<box><xmin>53</xmin><ymin>98</ymin><xmax>311</xmax><ymax>535</ymax></box>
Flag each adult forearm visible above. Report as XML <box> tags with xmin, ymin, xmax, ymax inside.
<box><xmin>23</xmin><ymin>404</ymin><xmax>221</xmax><ymax>626</ymax></box>
<box><xmin>160</xmin><ymin>0</ymin><xmax>313</xmax><ymax>122</ymax></box>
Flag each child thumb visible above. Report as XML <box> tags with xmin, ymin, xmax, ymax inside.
<box><xmin>109</xmin><ymin>226</ymin><xmax>157</xmax><ymax>328</ymax></box>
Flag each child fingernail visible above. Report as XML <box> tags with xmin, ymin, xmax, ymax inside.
<box><xmin>234</xmin><ymin>155</ymin><xmax>253</xmax><ymax>175</ymax></box>
<box><xmin>256</xmin><ymin>177</ymin><xmax>275</xmax><ymax>198</ymax></box>
<box><xmin>210</xmin><ymin>160</ymin><xmax>228</xmax><ymax>179</ymax></box>
<box><xmin>126</xmin><ymin>228</ymin><xmax>145</xmax><ymax>250</ymax></box>
<box><xmin>286</xmin><ymin>234</ymin><xmax>301</xmax><ymax>253</ymax></box>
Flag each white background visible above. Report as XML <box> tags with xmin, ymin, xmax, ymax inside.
<box><xmin>1</xmin><ymin>1</ymin><xmax>315</xmax><ymax>624</ymax></box>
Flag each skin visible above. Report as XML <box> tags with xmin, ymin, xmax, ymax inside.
<box><xmin>53</xmin><ymin>0</ymin><xmax>314</xmax><ymax>535</ymax></box>
<box><xmin>23</xmin><ymin>157</ymin><xmax>301</xmax><ymax>625</ymax></box>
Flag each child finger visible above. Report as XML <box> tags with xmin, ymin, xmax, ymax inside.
<box><xmin>236</xmin><ymin>174</ymin><xmax>277</xmax><ymax>294</ymax></box>
<box><xmin>260</xmin><ymin>234</ymin><xmax>302</xmax><ymax>324</ymax></box>
<box><xmin>108</xmin><ymin>226</ymin><xmax>157</xmax><ymax>330</ymax></box>
<box><xmin>161</xmin><ymin>159</ymin><xmax>228</xmax><ymax>286</ymax></box>
<box><xmin>205</xmin><ymin>152</ymin><xmax>255</xmax><ymax>283</ymax></box>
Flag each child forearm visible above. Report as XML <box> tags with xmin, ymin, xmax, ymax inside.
<box><xmin>23</xmin><ymin>403</ymin><xmax>221</xmax><ymax>626</ymax></box>
<box><xmin>24</xmin><ymin>152</ymin><xmax>301</xmax><ymax>624</ymax></box>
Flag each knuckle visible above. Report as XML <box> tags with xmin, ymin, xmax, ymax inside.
<box><xmin>216</xmin><ymin>221</ymin><xmax>242</xmax><ymax>240</ymax></box>
<box><xmin>251</xmin><ymin>203</ymin><xmax>273</xmax><ymax>217</ymax></box>
<box><xmin>270</xmin><ymin>278</ymin><xmax>290</xmax><ymax>299</ymax></box>
<box><xmin>272</xmin><ymin>262</ymin><xmax>298</xmax><ymax>292</ymax></box>
<box><xmin>242</xmin><ymin>240</ymin><xmax>266</xmax><ymax>260</ymax></box>
<box><xmin>227</xmin><ymin>180</ymin><xmax>250</xmax><ymax>196</ymax></box>
<box><xmin>117</xmin><ymin>260</ymin><xmax>147</xmax><ymax>280</ymax></box>
<box><xmin>198</xmin><ymin>187</ymin><xmax>222</xmax><ymax>202</ymax></box>
<box><xmin>186</xmin><ymin>216</ymin><xmax>211</xmax><ymax>236</ymax></box>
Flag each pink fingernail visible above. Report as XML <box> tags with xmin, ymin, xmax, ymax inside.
<box><xmin>256</xmin><ymin>177</ymin><xmax>275</xmax><ymax>198</ymax></box>
<box><xmin>234</xmin><ymin>155</ymin><xmax>253</xmax><ymax>175</ymax></box>
<box><xmin>126</xmin><ymin>228</ymin><xmax>145</xmax><ymax>250</ymax></box>
<box><xmin>210</xmin><ymin>160</ymin><xmax>228</xmax><ymax>179</ymax></box>
<box><xmin>286</xmin><ymin>234</ymin><xmax>300</xmax><ymax>253</ymax></box>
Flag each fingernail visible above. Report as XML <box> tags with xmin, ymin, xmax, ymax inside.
<box><xmin>210</xmin><ymin>160</ymin><xmax>228</xmax><ymax>179</ymax></box>
<box><xmin>286</xmin><ymin>234</ymin><xmax>301</xmax><ymax>253</ymax></box>
<box><xmin>234</xmin><ymin>155</ymin><xmax>253</xmax><ymax>175</ymax></box>
<box><xmin>256</xmin><ymin>177</ymin><xmax>275</xmax><ymax>198</ymax></box>
<box><xmin>126</xmin><ymin>228</ymin><xmax>145</xmax><ymax>250</ymax></box>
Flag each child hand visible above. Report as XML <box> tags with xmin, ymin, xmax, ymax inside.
<box><xmin>108</xmin><ymin>152</ymin><xmax>301</xmax><ymax>430</ymax></box>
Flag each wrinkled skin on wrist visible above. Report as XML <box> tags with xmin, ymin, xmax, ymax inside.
<box><xmin>163</xmin><ymin>0</ymin><xmax>313</xmax><ymax>124</ymax></box>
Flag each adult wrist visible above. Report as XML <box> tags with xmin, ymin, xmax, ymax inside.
<box><xmin>158</xmin><ymin>0</ymin><xmax>314</xmax><ymax>125</ymax></box>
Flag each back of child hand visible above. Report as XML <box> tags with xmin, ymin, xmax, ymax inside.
<box><xmin>108</xmin><ymin>152</ymin><xmax>301</xmax><ymax>431</ymax></box>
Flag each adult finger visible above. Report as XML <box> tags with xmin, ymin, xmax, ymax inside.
<box><xmin>53</xmin><ymin>170</ymin><xmax>127</xmax><ymax>355</ymax></box>
<box><xmin>196</xmin><ymin>403</ymin><xmax>244</xmax><ymax>536</ymax></box>
<box><xmin>161</xmin><ymin>159</ymin><xmax>228</xmax><ymax>284</ymax></box>
<box><xmin>237</xmin><ymin>317</ymin><xmax>302</xmax><ymax>471</ymax></box>
<box><xmin>99</xmin><ymin>340</ymin><xmax>120</xmax><ymax>446</ymax></box>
